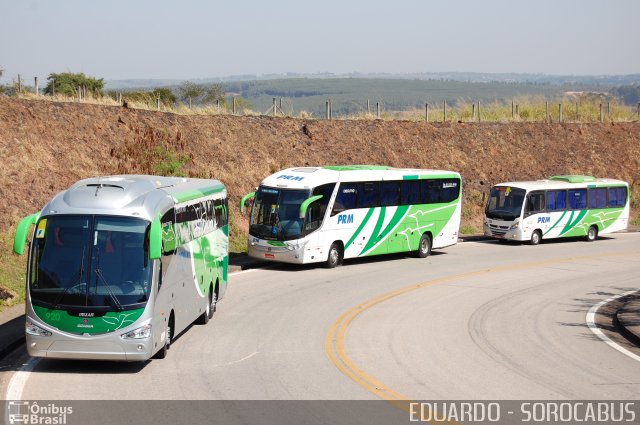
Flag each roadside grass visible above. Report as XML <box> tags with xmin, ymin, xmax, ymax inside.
<box><xmin>0</xmin><ymin>233</ymin><xmax>27</xmax><ymax>312</ymax></box>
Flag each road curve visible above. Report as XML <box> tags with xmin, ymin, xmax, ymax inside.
<box><xmin>3</xmin><ymin>233</ymin><xmax>640</xmax><ymax>401</ymax></box>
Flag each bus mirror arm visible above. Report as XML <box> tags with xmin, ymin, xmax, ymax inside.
<box><xmin>13</xmin><ymin>213</ymin><xmax>40</xmax><ymax>255</ymax></box>
<box><xmin>240</xmin><ymin>191</ymin><xmax>256</xmax><ymax>214</ymax></box>
<box><xmin>299</xmin><ymin>195</ymin><xmax>323</xmax><ymax>219</ymax></box>
<box><xmin>149</xmin><ymin>215</ymin><xmax>162</xmax><ymax>260</ymax></box>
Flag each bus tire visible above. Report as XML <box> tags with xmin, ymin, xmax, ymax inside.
<box><xmin>530</xmin><ymin>230</ymin><xmax>542</xmax><ymax>246</ymax></box>
<box><xmin>585</xmin><ymin>225</ymin><xmax>598</xmax><ymax>242</ymax></box>
<box><xmin>154</xmin><ymin>313</ymin><xmax>173</xmax><ymax>359</ymax></box>
<box><xmin>326</xmin><ymin>242</ymin><xmax>342</xmax><ymax>268</ymax></box>
<box><xmin>197</xmin><ymin>284</ymin><xmax>216</xmax><ymax>325</ymax></box>
<box><xmin>415</xmin><ymin>233</ymin><xmax>432</xmax><ymax>258</ymax></box>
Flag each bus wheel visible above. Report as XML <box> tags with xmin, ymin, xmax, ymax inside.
<box><xmin>326</xmin><ymin>243</ymin><xmax>342</xmax><ymax>268</ymax></box>
<box><xmin>530</xmin><ymin>230</ymin><xmax>542</xmax><ymax>246</ymax></box>
<box><xmin>585</xmin><ymin>226</ymin><xmax>598</xmax><ymax>242</ymax></box>
<box><xmin>197</xmin><ymin>286</ymin><xmax>215</xmax><ymax>325</ymax></box>
<box><xmin>154</xmin><ymin>314</ymin><xmax>173</xmax><ymax>359</ymax></box>
<box><xmin>415</xmin><ymin>233</ymin><xmax>432</xmax><ymax>258</ymax></box>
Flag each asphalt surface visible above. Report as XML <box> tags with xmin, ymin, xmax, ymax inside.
<box><xmin>1</xmin><ymin>234</ymin><xmax>640</xmax><ymax>401</ymax></box>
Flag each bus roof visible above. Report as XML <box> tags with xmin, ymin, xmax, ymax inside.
<box><xmin>260</xmin><ymin>166</ymin><xmax>460</xmax><ymax>189</ymax></box>
<box><xmin>40</xmin><ymin>175</ymin><xmax>226</xmax><ymax>221</ymax></box>
<box><xmin>493</xmin><ymin>176</ymin><xmax>628</xmax><ymax>191</ymax></box>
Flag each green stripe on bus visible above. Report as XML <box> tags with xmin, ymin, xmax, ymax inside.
<box><xmin>544</xmin><ymin>210</ymin><xmax>566</xmax><ymax>236</ymax></box>
<box><xmin>173</xmin><ymin>186</ymin><xmax>225</xmax><ymax>203</ymax></box>
<box><xmin>359</xmin><ymin>207</ymin><xmax>387</xmax><ymax>255</ymax></box>
<box><xmin>345</xmin><ymin>208</ymin><xmax>375</xmax><ymax>249</ymax></box>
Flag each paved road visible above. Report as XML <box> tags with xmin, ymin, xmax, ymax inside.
<box><xmin>2</xmin><ymin>234</ymin><xmax>640</xmax><ymax>401</ymax></box>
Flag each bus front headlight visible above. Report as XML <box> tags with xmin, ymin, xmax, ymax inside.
<box><xmin>510</xmin><ymin>222</ymin><xmax>519</xmax><ymax>230</ymax></box>
<box><xmin>26</xmin><ymin>320</ymin><xmax>52</xmax><ymax>337</ymax></box>
<box><xmin>121</xmin><ymin>324</ymin><xmax>151</xmax><ymax>340</ymax></box>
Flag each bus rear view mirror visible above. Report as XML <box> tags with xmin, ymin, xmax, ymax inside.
<box><xmin>149</xmin><ymin>215</ymin><xmax>162</xmax><ymax>260</ymax></box>
<box><xmin>13</xmin><ymin>213</ymin><xmax>39</xmax><ymax>255</ymax></box>
<box><xmin>240</xmin><ymin>191</ymin><xmax>256</xmax><ymax>214</ymax></box>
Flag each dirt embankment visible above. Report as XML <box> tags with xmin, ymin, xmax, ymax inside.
<box><xmin>1</xmin><ymin>97</ymin><xmax>639</xmax><ymax>245</ymax></box>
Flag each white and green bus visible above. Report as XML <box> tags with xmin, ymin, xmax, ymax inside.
<box><xmin>240</xmin><ymin>165</ymin><xmax>462</xmax><ymax>267</ymax></box>
<box><xmin>484</xmin><ymin>175</ymin><xmax>629</xmax><ymax>245</ymax></box>
<box><xmin>13</xmin><ymin>175</ymin><xmax>229</xmax><ymax>361</ymax></box>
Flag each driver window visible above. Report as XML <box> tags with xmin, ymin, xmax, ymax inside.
<box><xmin>526</xmin><ymin>192</ymin><xmax>546</xmax><ymax>214</ymax></box>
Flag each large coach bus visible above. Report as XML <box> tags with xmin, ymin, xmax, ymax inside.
<box><xmin>240</xmin><ymin>165</ymin><xmax>462</xmax><ymax>267</ymax></box>
<box><xmin>484</xmin><ymin>175</ymin><xmax>629</xmax><ymax>245</ymax></box>
<box><xmin>13</xmin><ymin>175</ymin><xmax>229</xmax><ymax>361</ymax></box>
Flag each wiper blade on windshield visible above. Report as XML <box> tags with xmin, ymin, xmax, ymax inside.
<box><xmin>51</xmin><ymin>246</ymin><xmax>86</xmax><ymax>310</ymax></box>
<box><xmin>94</xmin><ymin>268</ymin><xmax>123</xmax><ymax>311</ymax></box>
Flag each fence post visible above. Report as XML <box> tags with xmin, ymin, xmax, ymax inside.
<box><xmin>52</xmin><ymin>79</ymin><xmax>55</xmax><ymax>96</ymax></box>
<box><xmin>472</xmin><ymin>103</ymin><xmax>476</xmax><ymax>122</ymax></box>
<box><xmin>478</xmin><ymin>101</ymin><xmax>481</xmax><ymax>122</ymax></box>
<box><xmin>443</xmin><ymin>101</ymin><xmax>447</xmax><ymax>122</ymax></box>
<box><xmin>34</xmin><ymin>77</ymin><xmax>39</xmax><ymax>96</ymax></box>
<box><xmin>607</xmin><ymin>102</ymin><xmax>611</xmax><ymax>117</ymax></box>
<box><xmin>17</xmin><ymin>74</ymin><xmax>21</xmax><ymax>94</ymax></box>
<box><xmin>330</xmin><ymin>99</ymin><xmax>333</xmax><ymax>120</ymax></box>
<box><xmin>273</xmin><ymin>97</ymin><xmax>277</xmax><ymax>117</ymax></box>
<box><xmin>599</xmin><ymin>104</ymin><xmax>603</xmax><ymax>122</ymax></box>
<box><xmin>425</xmin><ymin>103</ymin><xmax>429</xmax><ymax>122</ymax></box>
<box><xmin>575</xmin><ymin>102</ymin><xmax>579</xmax><ymax>121</ymax></box>
<box><xmin>367</xmin><ymin>99</ymin><xmax>370</xmax><ymax>114</ymax></box>
<box><xmin>559</xmin><ymin>103</ymin><xmax>563</xmax><ymax>123</ymax></box>
<box><xmin>511</xmin><ymin>100</ymin><xmax>514</xmax><ymax>119</ymax></box>
<box><xmin>325</xmin><ymin>101</ymin><xmax>330</xmax><ymax>119</ymax></box>
<box><xmin>637</xmin><ymin>102</ymin><xmax>640</xmax><ymax>121</ymax></box>
<box><xmin>233</xmin><ymin>97</ymin><xmax>237</xmax><ymax>114</ymax></box>
<box><xmin>279</xmin><ymin>98</ymin><xmax>283</xmax><ymax>113</ymax></box>
<box><xmin>376</xmin><ymin>102</ymin><xmax>380</xmax><ymax>119</ymax></box>
<box><xmin>77</xmin><ymin>86</ymin><xmax>81</xmax><ymax>101</ymax></box>
<box><xmin>157</xmin><ymin>95</ymin><xmax>161</xmax><ymax>111</ymax></box>
<box><xmin>515</xmin><ymin>104</ymin><xmax>519</xmax><ymax>119</ymax></box>
<box><xmin>545</xmin><ymin>101</ymin><xmax>549</xmax><ymax>122</ymax></box>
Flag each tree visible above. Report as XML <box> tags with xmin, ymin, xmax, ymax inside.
<box><xmin>178</xmin><ymin>81</ymin><xmax>204</xmax><ymax>107</ymax></box>
<box><xmin>203</xmin><ymin>84</ymin><xmax>226</xmax><ymax>106</ymax></box>
<box><xmin>45</xmin><ymin>72</ymin><xmax>104</xmax><ymax>97</ymax></box>
<box><xmin>612</xmin><ymin>85</ymin><xmax>640</xmax><ymax>105</ymax></box>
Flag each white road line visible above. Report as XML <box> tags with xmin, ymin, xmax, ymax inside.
<box><xmin>211</xmin><ymin>351</ymin><xmax>259</xmax><ymax>367</ymax></box>
<box><xmin>5</xmin><ymin>357</ymin><xmax>39</xmax><ymax>401</ymax></box>
<box><xmin>586</xmin><ymin>289</ymin><xmax>640</xmax><ymax>363</ymax></box>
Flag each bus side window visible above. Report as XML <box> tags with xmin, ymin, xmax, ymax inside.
<box><xmin>588</xmin><ymin>188</ymin><xmax>607</xmax><ymax>209</ymax></box>
<box><xmin>306</xmin><ymin>183</ymin><xmax>335</xmax><ymax>231</ymax></box>
<box><xmin>380</xmin><ymin>181</ymin><xmax>400</xmax><ymax>207</ymax></box>
<box><xmin>422</xmin><ymin>180</ymin><xmax>441</xmax><ymax>204</ymax></box>
<box><xmin>608</xmin><ymin>186</ymin><xmax>627</xmax><ymax>208</ymax></box>
<box><xmin>526</xmin><ymin>191</ymin><xmax>545</xmax><ymax>215</ymax></box>
<box><xmin>401</xmin><ymin>180</ymin><xmax>421</xmax><ymax>205</ymax></box>
<box><xmin>332</xmin><ymin>183</ymin><xmax>358</xmax><ymax>216</ymax></box>
<box><xmin>440</xmin><ymin>178</ymin><xmax>461</xmax><ymax>203</ymax></box>
<box><xmin>358</xmin><ymin>182</ymin><xmax>379</xmax><ymax>208</ymax></box>
<box><xmin>546</xmin><ymin>190</ymin><xmax>567</xmax><ymax>211</ymax></box>
<box><xmin>568</xmin><ymin>189</ymin><xmax>587</xmax><ymax>210</ymax></box>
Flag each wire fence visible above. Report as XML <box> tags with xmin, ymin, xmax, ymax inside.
<box><xmin>3</xmin><ymin>74</ymin><xmax>640</xmax><ymax>123</ymax></box>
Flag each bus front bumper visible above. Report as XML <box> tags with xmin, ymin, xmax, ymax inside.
<box><xmin>25</xmin><ymin>318</ymin><xmax>155</xmax><ymax>361</ymax></box>
<box><xmin>248</xmin><ymin>239</ymin><xmax>323</xmax><ymax>264</ymax></box>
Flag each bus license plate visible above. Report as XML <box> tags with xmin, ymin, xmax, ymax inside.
<box><xmin>265</xmin><ymin>253</ymin><xmax>275</xmax><ymax>259</ymax></box>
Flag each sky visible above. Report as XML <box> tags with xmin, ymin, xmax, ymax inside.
<box><xmin>1</xmin><ymin>0</ymin><xmax>639</xmax><ymax>84</ymax></box>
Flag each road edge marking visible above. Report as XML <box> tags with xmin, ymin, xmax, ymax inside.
<box><xmin>5</xmin><ymin>357</ymin><xmax>39</xmax><ymax>401</ymax></box>
<box><xmin>586</xmin><ymin>290</ymin><xmax>640</xmax><ymax>363</ymax></box>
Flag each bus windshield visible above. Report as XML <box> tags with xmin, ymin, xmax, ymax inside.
<box><xmin>249</xmin><ymin>186</ymin><xmax>311</xmax><ymax>241</ymax></box>
<box><xmin>486</xmin><ymin>186</ymin><xmax>526</xmax><ymax>221</ymax></box>
<box><xmin>29</xmin><ymin>215</ymin><xmax>152</xmax><ymax>310</ymax></box>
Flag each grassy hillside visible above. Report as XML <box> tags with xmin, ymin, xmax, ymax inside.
<box><xmin>1</xmin><ymin>96</ymin><xmax>639</xmax><ymax>308</ymax></box>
